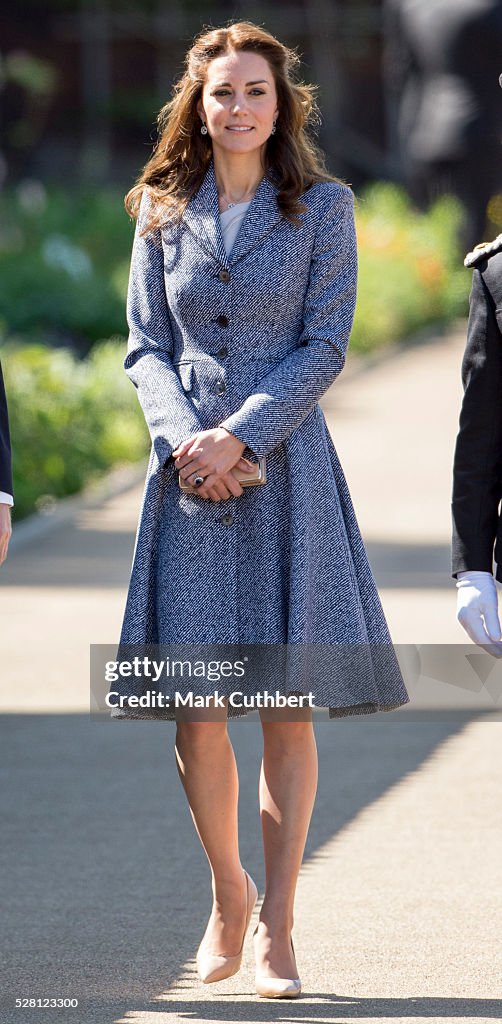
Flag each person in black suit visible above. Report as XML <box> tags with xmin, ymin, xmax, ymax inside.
<box><xmin>451</xmin><ymin>72</ymin><xmax>502</xmax><ymax>646</ymax></box>
<box><xmin>384</xmin><ymin>0</ymin><xmax>502</xmax><ymax>251</ymax></box>
<box><xmin>0</xmin><ymin>360</ymin><xmax>13</xmax><ymax>566</ymax></box>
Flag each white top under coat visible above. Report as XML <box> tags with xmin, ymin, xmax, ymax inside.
<box><xmin>219</xmin><ymin>200</ymin><xmax>252</xmax><ymax>256</ymax></box>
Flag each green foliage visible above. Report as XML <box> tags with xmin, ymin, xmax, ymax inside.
<box><xmin>3</xmin><ymin>52</ymin><xmax>58</xmax><ymax>96</ymax></box>
<box><xmin>352</xmin><ymin>182</ymin><xmax>468</xmax><ymax>352</ymax></box>
<box><xmin>0</xmin><ymin>184</ymin><xmax>133</xmax><ymax>352</ymax></box>
<box><xmin>4</xmin><ymin>338</ymin><xmax>148</xmax><ymax>521</ymax></box>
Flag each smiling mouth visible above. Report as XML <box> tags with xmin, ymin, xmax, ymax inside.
<box><xmin>226</xmin><ymin>126</ymin><xmax>254</xmax><ymax>131</ymax></box>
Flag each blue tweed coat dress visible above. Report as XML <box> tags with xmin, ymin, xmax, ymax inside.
<box><xmin>116</xmin><ymin>157</ymin><xmax>410</xmax><ymax>719</ymax></box>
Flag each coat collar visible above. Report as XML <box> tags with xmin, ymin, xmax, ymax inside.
<box><xmin>181</xmin><ymin>157</ymin><xmax>283</xmax><ymax>270</ymax></box>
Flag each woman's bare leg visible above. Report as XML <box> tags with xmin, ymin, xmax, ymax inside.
<box><xmin>175</xmin><ymin>712</ymin><xmax>249</xmax><ymax>954</ymax></box>
<box><xmin>254</xmin><ymin>711</ymin><xmax>318</xmax><ymax>978</ymax></box>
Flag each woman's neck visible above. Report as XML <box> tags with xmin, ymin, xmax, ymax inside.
<box><xmin>213</xmin><ymin>151</ymin><xmax>265</xmax><ymax>209</ymax></box>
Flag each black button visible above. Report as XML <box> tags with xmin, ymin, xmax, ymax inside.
<box><xmin>219</xmin><ymin>513</ymin><xmax>234</xmax><ymax>526</ymax></box>
<box><xmin>213</xmin><ymin>380</ymin><xmax>226</xmax><ymax>395</ymax></box>
<box><xmin>217</xmin><ymin>314</ymin><xmax>229</xmax><ymax>328</ymax></box>
<box><xmin>218</xmin><ymin>269</ymin><xmax>230</xmax><ymax>283</ymax></box>
<box><xmin>217</xmin><ymin>346</ymin><xmax>228</xmax><ymax>358</ymax></box>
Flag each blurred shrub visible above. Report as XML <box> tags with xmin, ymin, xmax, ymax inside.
<box><xmin>352</xmin><ymin>182</ymin><xmax>468</xmax><ymax>352</ymax></box>
<box><xmin>4</xmin><ymin>338</ymin><xmax>147</xmax><ymax>521</ymax></box>
<box><xmin>0</xmin><ymin>182</ymin><xmax>132</xmax><ymax>354</ymax></box>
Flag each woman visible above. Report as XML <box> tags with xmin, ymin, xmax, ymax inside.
<box><xmin>115</xmin><ymin>20</ymin><xmax>409</xmax><ymax>999</ymax></box>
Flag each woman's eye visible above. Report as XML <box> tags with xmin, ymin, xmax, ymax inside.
<box><xmin>213</xmin><ymin>89</ymin><xmax>265</xmax><ymax>96</ymax></box>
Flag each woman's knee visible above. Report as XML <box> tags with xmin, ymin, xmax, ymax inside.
<box><xmin>175</xmin><ymin>717</ymin><xmax>228</xmax><ymax>756</ymax></box>
<box><xmin>260</xmin><ymin>715</ymin><xmax>314</xmax><ymax>753</ymax></box>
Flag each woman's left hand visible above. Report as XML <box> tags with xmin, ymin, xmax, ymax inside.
<box><xmin>173</xmin><ymin>427</ymin><xmax>254</xmax><ymax>501</ymax></box>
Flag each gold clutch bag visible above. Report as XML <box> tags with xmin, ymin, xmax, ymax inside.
<box><xmin>179</xmin><ymin>456</ymin><xmax>267</xmax><ymax>493</ymax></box>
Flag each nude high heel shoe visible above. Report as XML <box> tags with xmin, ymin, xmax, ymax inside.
<box><xmin>253</xmin><ymin>926</ymin><xmax>302</xmax><ymax>998</ymax></box>
<box><xmin>196</xmin><ymin>869</ymin><xmax>258</xmax><ymax>984</ymax></box>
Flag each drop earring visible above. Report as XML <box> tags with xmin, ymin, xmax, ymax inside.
<box><xmin>200</xmin><ymin>121</ymin><xmax>208</xmax><ymax>135</ymax></box>
<box><xmin>271</xmin><ymin>119</ymin><xmax>277</xmax><ymax>135</ymax></box>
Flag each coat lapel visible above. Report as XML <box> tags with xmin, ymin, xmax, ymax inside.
<box><xmin>182</xmin><ymin>157</ymin><xmax>284</xmax><ymax>269</ymax></box>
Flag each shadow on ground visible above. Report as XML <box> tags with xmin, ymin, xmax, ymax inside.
<box><xmin>0</xmin><ymin>710</ymin><xmax>488</xmax><ymax>1023</ymax></box>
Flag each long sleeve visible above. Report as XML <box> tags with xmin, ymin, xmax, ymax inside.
<box><xmin>0</xmin><ymin>359</ymin><xmax>13</xmax><ymax>499</ymax></box>
<box><xmin>124</xmin><ymin>190</ymin><xmax>204</xmax><ymax>466</ymax></box>
<box><xmin>451</xmin><ymin>267</ymin><xmax>502</xmax><ymax>576</ymax></box>
<box><xmin>218</xmin><ymin>185</ymin><xmax>357</xmax><ymax>458</ymax></box>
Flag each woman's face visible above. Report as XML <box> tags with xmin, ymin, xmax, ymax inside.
<box><xmin>197</xmin><ymin>50</ymin><xmax>279</xmax><ymax>159</ymax></box>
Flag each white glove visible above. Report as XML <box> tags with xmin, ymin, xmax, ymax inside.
<box><xmin>456</xmin><ymin>570</ymin><xmax>502</xmax><ymax>647</ymax></box>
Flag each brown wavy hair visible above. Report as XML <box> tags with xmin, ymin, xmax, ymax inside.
<box><xmin>124</xmin><ymin>20</ymin><xmax>345</xmax><ymax>235</ymax></box>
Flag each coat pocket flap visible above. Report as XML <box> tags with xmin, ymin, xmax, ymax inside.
<box><xmin>176</xmin><ymin>362</ymin><xmax>193</xmax><ymax>392</ymax></box>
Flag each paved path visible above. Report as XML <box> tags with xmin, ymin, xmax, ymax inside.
<box><xmin>1</xmin><ymin>323</ymin><xmax>501</xmax><ymax>1024</ymax></box>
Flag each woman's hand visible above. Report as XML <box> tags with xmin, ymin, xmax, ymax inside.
<box><xmin>172</xmin><ymin>427</ymin><xmax>256</xmax><ymax>501</ymax></box>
